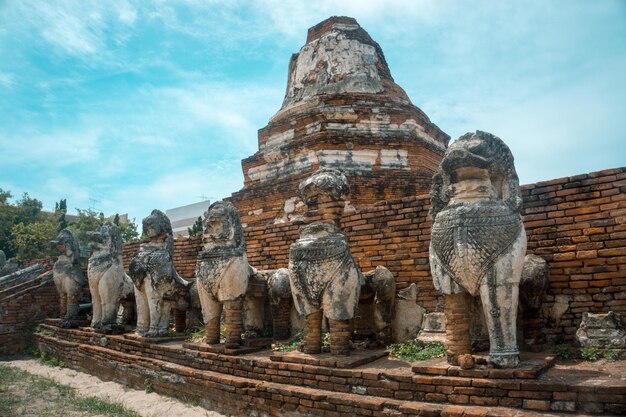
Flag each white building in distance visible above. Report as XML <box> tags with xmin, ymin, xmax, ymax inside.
<box><xmin>166</xmin><ymin>200</ymin><xmax>210</xmax><ymax>237</ymax></box>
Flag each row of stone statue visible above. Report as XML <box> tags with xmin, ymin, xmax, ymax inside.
<box><xmin>49</xmin><ymin>131</ymin><xmax>543</xmax><ymax>367</ymax></box>
<box><xmin>51</xmin><ymin>167</ymin><xmax>397</xmax><ymax>357</ymax></box>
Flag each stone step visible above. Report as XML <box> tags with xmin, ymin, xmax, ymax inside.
<box><xmin>36</xmin><ymin>328</ymin><xmax>626</xmax><ymax>416</ymax></box>
<box><xmin>35</xmin><ymin>331</ymin><xmax>605</xmax><ymax>417</ymax></box>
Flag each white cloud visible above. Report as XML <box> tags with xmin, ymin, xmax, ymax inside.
<box><xmin>0</xmin><ymin>72</ymin><xmax>15</xmax><ymax>88</ymax></box>
<box><xmin>35</xmin><ymin>2</ymin><xmax>104</xmax><ymax>55</ymax></box>
<box><xmin>109</xmin><ymin>165</ymin><xmax>244</xmax><ymax>221</ymax></box>
<box><xmin>0</xmin><ymin>128</ymin><xmax>101</xmax><ymax>168</ymax></box>
<box><xmin>118</xmin><ymin>2</ymin><xmax>138</xmax><ymax>25</ymax></box>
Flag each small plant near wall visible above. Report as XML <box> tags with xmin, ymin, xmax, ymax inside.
<box><xmin>188</xmin><ymin>326</ymin><xmax>205</xmax><ymax>343</ymax></box>
<box><xmin>273</xmin><ymin>332</ymin><xmax>304</xmax><ymax>352</ymax></box>
<box><xmin>386</xmin><ymin>340</ymin><xmax>446</xmax><ymax>362</ymax></box>
<box><xmin>580</xmin><ymin>346</ymin><xmax>601</xmax><ymax>361</ymax></box>
<box><xmin>555</xmin><ymin>343</ymin><xmax>571</xmax><ymax>359</ymax></box>
<box><xmin>603</xmin><ymin>349</ymin><xmax>619</xmax><ymax>362</ymax></box>
<box><xmin>144</xmin><ymin>378</ymin><xmax>153</xmax><ymax>393</ymax></box>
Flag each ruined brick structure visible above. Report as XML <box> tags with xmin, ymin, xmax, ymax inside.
<box><xmin>227</xmin><ymin>16</ymin><xmax>449</xmax><ymax>227</ymax></box>
<box><xmin>1</xmin><ymin>14</ymin><xmax>624</xmax><ymax>417</ymax></box>
<box><xmin>122</xmin><ymin>167</ymin><xmax>626</xmax><ymax>343</ymax></box>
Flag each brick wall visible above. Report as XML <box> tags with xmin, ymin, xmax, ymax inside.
<box><xmin>520</xmin><ymin>167</ymin><xmax>626</xmax><ymax>340</ymax></box>
<box><xmin>0</xmin><ymin>272</ymin><xmax>58</xmax><ymax>355</ymax></box>
<box><xmin>121</xmin><ymin>167</ymin><xmax>626</xmax><ymax>341</ymax></box>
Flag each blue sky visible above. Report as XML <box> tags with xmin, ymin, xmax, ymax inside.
<box><xmin>0</xmin><ymin>1</ymin><xmax>625</xmax><ymax>222</ymax></box>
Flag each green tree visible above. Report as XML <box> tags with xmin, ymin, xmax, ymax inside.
<box><xmin>119</xmin><ymin>217</ymin><xmax>140</xmax><ymax>243</ymax></box>
<box><xmin>187</xmin><ymin>216</ymin><xmax>204</xmax><ymax>238</ymax></box>
<box><xmin>55</xmin><ymin>198</ymin><xmax>68</xmax><ymax>231</ymax></box>
<box><xmin>66</xmin><ymin>208</ymin><xmax>105</xmax><ymax>246</ymax></box>
<box><xmin>0</xmin><ymin>189</ymin><xmax>47</xmax><ymax>258</ymax></box>
<box><xmin>11</xmin><ymin>221</ymin><xmax>58</xmax><ymax>259</ymax></box>
<box><xmin>0</xmin><ymin>188</ymin><xmax>16</xmax><ymax>256</ymax></box>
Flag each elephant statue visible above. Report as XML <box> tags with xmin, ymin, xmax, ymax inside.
<box><xmin>195</xmin><ymin>201</ymin><xmax>249</xmax><ymax>346</ymax></box>
<box><xmin>51</xmin><ymin>229</ymin><xmax>86</xmax><ymax>328</ymax></box>
<box><xmin>129</xmin><ymin>209</ymin><xmax>190</xmax><ymax>337</ymax></box>
<box><xmin>429</xmin><ymin>130</ymin><xmax>527</xmax><ymax>368</ymax></box>
<box><xmin>289</xmin><ymin>168</ymin><xmax>363</xmax><ymax>356</ymax></box>
<box><xmin>87</xmin><ymin>221</ymin><xmax>126</xmax><ymax>331</ymax></box>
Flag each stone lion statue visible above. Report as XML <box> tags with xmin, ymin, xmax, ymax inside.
<box><xmin>288</xmin><ymin>168</ymin><xmax>363</xmax><ymax>356</ymax></box>
<box><xmin>51</xmin><ymin>229</ymin><xmax>86</xmax><ymax>328</ymax></box>
<box><xmin>129</xmin><ymin>209</ymin><xmax>190</xmax><ymax>337</ymax></box>
<box><xmin>87</xmin><ymin>221</ymin><xmax>126</xmax><ymax>331</ymax></box>
<box><xmin>429</xmin><ymin>130</ymin><xmax>527</xmax><ymax>368</ymax></box>
<box><xmin>195</xmin><ymin>201</ymin><xmax>249</xmax><ymax>346</ymax></box>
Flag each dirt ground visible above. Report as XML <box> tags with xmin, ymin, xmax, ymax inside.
<box><xmin>2</xmin><ymin>359</ymin><xmax>225</xmax><ymax>417</ymax></box>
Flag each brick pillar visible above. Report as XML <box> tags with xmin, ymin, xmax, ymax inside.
<box><xmin>224</xmin><ymin>299</ymin><xmax>243</xmax><ymax>347</ymax></box>
<box><xmin>272</xmin><ymin>299</ymin><xmax>291</xmax><ymax>341</ymax></box>
<box><xmin>329</xmin><ymin>318</ymin><xmax>351</xmax><ymax>356</ymax></box>
<box><xmin>444</xmin><ymin>293</ymin><xmax>472</xmax><ymax>365</ymax></box>
<box><xmin>205</xmin><ymin>316</ymin><xmax>221</xmax><ymax>344</ymax></box>
<box><xmin>303</xmin><ymin>310</ymin><xmax>323</xmax><ymax>354</ymax></box>
<box><xmin>59</xmin><ymin>294</ymin><xmax>67</xmax><ymax>320</ymax></box>
<box><xmin>173</xmin><ymin>308</ymin><xmax>187</xmax><ymax>333</ymax></box>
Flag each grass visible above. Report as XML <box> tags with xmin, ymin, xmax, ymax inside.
<box><xmin>22</xmin><ymin>344</ymin><xmax>66</xmax><ymax>368</ymax></box>
<box><xmin>603</xmin><ymin>349</ymin><xmax>620</xmax><ymax>361</ymax></box>
<box><xmin>144</xmin><ymin>378</ymin><xmax>154</xmax><ymax>393</ymax></box>
<box><xmin>554</xmin><ymin>343</ymin><xmax>623</xmax><ymax>362</ymax></box>
<box><xmin>387</xmin><ymin>340</ymin><xmax>446</xmax><ymax>362</ymax></box>
<box><xmin>187</xmin><ymin>324</ymin><xmax>227</xmax><ymax>343</ymax></box>
<box><xmin>0</xmin><ymin>364</ymin><xmax>140</xmax><ymax>417</ymax></box>
<box><xmin>555</xmin><ymin>343</ymin><xmax>571</xmax><ymax>359</ymax></box>
<box><xmin>273</xmin><ymin>332</ymin><xmax>304</xmax><ymax>352</ymax></box>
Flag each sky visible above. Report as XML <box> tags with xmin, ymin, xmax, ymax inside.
<box><xmin>0</xmin><ymin>0</ymin><xmax>625</xmax><ymax>222</ymax></box>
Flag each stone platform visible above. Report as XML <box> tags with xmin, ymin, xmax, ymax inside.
<box><xmin>33</xmin><ymin>323</ymin><xmax>626</xmax><ymax>417</ymax></box>
<box><xmin>270</xmin><ymin>348</ymin><xmax>388</xmax><ymax>368</ymax></box>
<box><xmin>412</xmin><ymin>352</ymin><xmax>556</xmax><ymax>379</ymax></box>
<box><xmin>183</xmin><ymin>342</ymin><xmax>262</xmax><ymax>356</ymax></box>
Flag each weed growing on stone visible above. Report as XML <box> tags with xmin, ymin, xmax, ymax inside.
<box><xmin>603</xmin><ymin>349</ymin><xmax>619</xmax><ymax>361</ymax></box>
<box><xmin>580</xmin><ymin>346</ymin><xmax>601</xmax><ymax>361</ymax></box>
<box><xmin>555</xmin><ymin>343</ymin><xmax>571</xmax><ymax>359</ymax></box>
<box><xmin>322</xmin><ymin>332</ymin><xmax>331</xmax><ymax>348</ymax></box>
<box><xmin>37</xmin><ymin>326</ymin><xmax>56</xmax><ymax>337</ymax></box>
<box><xmin>273</xmin><ymin>332</ymin><xmax>304</xmax><ymax>352</ymax></box>
<box><xmin>386</xmin><ymin>340</ymin><xmax>446</xmax><ymax>362</ymax></box>
<box><xmin>144</xmin><ymin>378</ymin><xmax>153</xmax><ymax>393</ymax></box>
<box><xmin>189</xmin><ymin>326</ymin><xmax>206</xmax><ymax>343</ymax></box>
<box><xmin>39</xmin><ymin>351</ymin><xmax>66</xmax><ymax>368</ymax></box>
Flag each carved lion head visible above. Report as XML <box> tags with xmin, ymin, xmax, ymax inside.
<box><xmin>87</xmin><ymin>221</ymin><xmax>123</xmax><ymax>256</ymax></box>
<box><xmin>298</xmin><ymin>168</ymin><xmax>349</xmax><ymax>205</ymax></box>
<box><xmin>142</xmin><ymin>209</ymin><xmax>173</xmax><ymax>239</ymax></box>
<box><xmin>51</xmin><ymin>229</ymin><xmax>81</xmax><ymax>259</ymax></box>
<box><xmin>430</xmin><ymin>130</ymin><xmax>522</xmax><ymax>219</ymax></box>
<box><xmin>203</xmin><ymin>201</ymin><xmax>245</xmax><ymax>249</ymax></box>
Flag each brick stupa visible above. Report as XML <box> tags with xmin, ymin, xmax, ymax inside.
<box><xmin>228</xmin><ymin>16</ymin><xmax>449</xmax><ymax>226</ymax></box>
